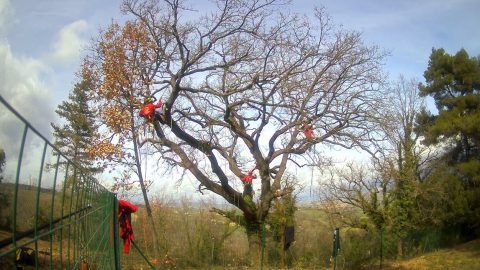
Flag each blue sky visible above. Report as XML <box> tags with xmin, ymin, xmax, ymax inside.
<box><xmin>0</xmin><ymin>0</ymin><xmax>479</xmax><ymax>200</ymax></box>
<box><xmin>1</xmin><ymin>0</ymin><xmax>479</xmax><ymax>128</ymax></box>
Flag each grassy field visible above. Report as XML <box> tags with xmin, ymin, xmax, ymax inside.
<box><xmin>382</xmin><ymin>239</ymin><xmax>480</xmax><ymax>270</ymax></box>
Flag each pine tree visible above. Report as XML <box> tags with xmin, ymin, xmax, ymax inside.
<box><xmin>418</xmin><ymin>48</ymin><xmax>480</xmax><ymax>236</ymax></box>
<box><xmin>51</xmin><ymin>79</ymin><xmax>101</xmax><ymax>173</ymax></box>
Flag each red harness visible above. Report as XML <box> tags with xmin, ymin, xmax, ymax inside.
<box><xmin>118</xmin><ymin>200</ymin><xmax>138</xmax><ymax>254</ymax></box>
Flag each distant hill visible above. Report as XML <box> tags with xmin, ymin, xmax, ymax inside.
<box><xmin>0</xmin><ymin>182</ymin><xmax>54</xmax><ymax>194</ymax></box>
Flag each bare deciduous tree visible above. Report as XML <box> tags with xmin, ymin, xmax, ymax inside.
<box><xmin>319</xmin><ymin>161</ymin><xmax>392</xmax><ymax>230</ymax></box>
<box><xmin>318</xmin><ymin>76</ymin><xmax>437</xmax><ymax>257</ymax></box>
<box><xmin>83</xmin><ymin>0</ymin><xmax>386</xmax><ymax>262</ymax></box>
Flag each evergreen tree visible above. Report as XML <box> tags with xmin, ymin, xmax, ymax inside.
<box><xmin>51</xmin><ymin>79</ymin><xmax>101</xmax><ymax>173</ymax></box>
<box><xmin>417</xmin><ymin>48</ymin><xmax>480</xmax><ymax>235</ymax></box>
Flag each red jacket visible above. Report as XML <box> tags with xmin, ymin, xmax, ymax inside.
<box><xmin>241</xmin><ymin>174</ymin><xmax>256</xmax><ymax>184</ymax></box>
<box><xmin>139</xmin><ymin>100</ymin><xmax>162</xmax><ymax>119</ymax></box>
<box><xmin>240</xmin><ymin>166</ymin><xmax>257</xmax><ymax>184</ymax></box>
<box><xmin>118</xmin><ymin>200</ymin><xmax>138</xmax><ymax>254</ymax></box>
<box><xmin>302</xmin><ymin>123</ymin><xmax>315</xmax><ymax>139</ymax></box>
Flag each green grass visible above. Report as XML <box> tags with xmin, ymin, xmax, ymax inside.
<box><xmin>383</xmin><ymin>239</ymin><xmax>480</xmax><ymax>270</ymax></box>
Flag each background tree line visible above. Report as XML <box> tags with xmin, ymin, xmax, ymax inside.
<box><xmin>320</xmin><ymin>48</ymin><xmax>480</xmax><ymax>265</ymax></box>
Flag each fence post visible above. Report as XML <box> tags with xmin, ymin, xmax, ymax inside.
<box><xmin>380</xmin><ymin>229</ymin><xmax>383</xmax><ymax>269</ymax></box>
<box><xmin>332</xmin><ymin>228</ymin><xmax>340</xmax><ymax>270</ymax></box>
<box><xmin>113</xmin><ymin>193</ymin><xmax>121</xmax><ymax>270</ymax></box>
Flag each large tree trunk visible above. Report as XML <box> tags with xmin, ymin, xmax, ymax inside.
<box><xmin>245</xmin><ymin>219</ymin><xmax>262</xmax><ymax>267</ymax></box>
<box><xmin>397</xmin><ymin>238</ymin><xmax>404</xmax><ymax>258</ymax></box>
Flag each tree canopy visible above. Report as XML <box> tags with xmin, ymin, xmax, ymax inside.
<box><xmin>418</xmin><ymin>48</ymin><xmax>480</xmax><ymax>154</ymax></box>
<box><xmin>82</xmin><ymin>0</ymin><xmax>386</xmax><ymax>259</ymax></box>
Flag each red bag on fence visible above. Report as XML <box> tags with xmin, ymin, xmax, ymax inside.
<box><xmin>118</xmin><ymin>200</ymin><xmax>138</xmax><ymax>254</ymax></box>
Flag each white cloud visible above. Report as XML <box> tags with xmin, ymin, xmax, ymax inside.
<box><xmin>0</xmin><ymin>42</ymin><xmax>56</xmax><ymax>179</ymax></box>
<box><xmin>0</xmin><ymin>0</ymin><xmax>13</xmax><ymax>34</ymax></box>
<box><xmin>49</xmin><ymin>20</ymin><xmax>88</xmax><ymax>65</ymax></box>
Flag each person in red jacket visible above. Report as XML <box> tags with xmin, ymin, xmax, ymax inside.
<box><xmin>240</xmin><ymin>167</ymin><xmax>257</xmax><ymax>197</ymax></box>
<box><xmin>139</xmin><ymin>97</ymin><xmax>162</xmax><ymax>121</ymax></box>
<box><xmin>302</xmin><ymin>119</ymin><xmax>315</xmax><ymax>141</ymax></box>
<box><xmin>118</xmin><ymin>200</ymin><xmax>138</xmax><ymax>254</ymax></box>
<box><xmin>240</xmin><ymin>170</ymin><xmax>257</xmax><ymax>184</ymax></box>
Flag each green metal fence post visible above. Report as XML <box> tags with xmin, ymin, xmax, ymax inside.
<box><xmin>113</xmin><ymin>193</ymin><xmax>121</xmax><ymax>270</ymax></box>
<box><xmin>72</xmin><ymin>172</ymin><xmax>83</xmax><ymax>266</ymax></box>
<box><xmin>34</xmin><ymin>141</ymin><xmax>48</xmax><ymax>269</ymax></box>
<box><xmin>261</xmin><ymin>222</ymin><xmax>266</xmax><ymax>270</ymax></box>
<box><xmin>332</xmin><ymin>228</ymin><xmax>340</xmax><ymax>270</ymax></box>
<box><xmin>49</xmin><ymin>153</ymin><xmax>61</xmax><ymax>270</ymax></box>
<box><xmin>12</xmin><ymin>125</ymin><xmax>28</xmax><ymax>250</ymax></box>
<box><xmin>59</xmin><ymin>161</ymin><xmax>71</xmax><ymax>268</ymax></box>
<box><xmin>380</xmin><ymin>228</ymin><xmax>383</xmax><ymax>269</ymax></box>
<box><xmin>67</xmin><ymin>167</ymin><xmax>77</xmax><ymax>269</ymax></box>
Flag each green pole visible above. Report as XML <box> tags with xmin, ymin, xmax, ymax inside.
<box><xmin>12</xmin><ymin>125</ymin><xmax>28</xmax><ymax>250</ymax></box>
<box><xmin>34</xmin><ymin>142</ymin><xmax>48</xmax><ymax>269</ymax></box>
<box><xmin>49</xmin><ymin>153</ymin><xmax>61</xmax><ymax>270</ymax></box>
<box><xmin>113</xmin><ymin>193</ymin><xmax>121</xmax><ymax>270</ymax></box>
<box><xmin>380</xmin><ymin>229</ymin><xmax>383</xmax><ymax>269</ymax></box>
<box><xmin>261</xmin><ymin>223</ymin><xmax>266</xmax><ymax>270</ymax></box>
<box><xmin>333</xmin><ymin>228</ymin><xmax>340</xmax><ymax>270</ymax></box>
<box><xmin>59</xmin><ymin>161</ymin><xmax>70</xmax><ymax>269</ymax></box>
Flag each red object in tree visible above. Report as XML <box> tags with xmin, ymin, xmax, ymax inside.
<box><xmin>118</xmin><ymin>200</ymin><xmax>138</xmax><ymax>254</ymax></box>
<box><xmin>302</xmin><ymin>122</ymin><xmax>315</xmax><ymax>139</ymax></box>
<box><xmin>139</xmin><ymin>100</ymin><xmax>162</xmax><ymax>120</ymax></box>
<box><xmin>240</xmin><ymin>167</ymin><xmax>257</xmax><ymax>184</ymax></box>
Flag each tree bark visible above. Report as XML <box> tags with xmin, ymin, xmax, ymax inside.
<box><xmin>246</xmin><ymin>222</ymin><xmax>262</xmax><ymax>267</ymax></box>
<box><xmin>397</xmin><ymin>238</ymin><xmax>404</xmax><ymax>258</ymax></box>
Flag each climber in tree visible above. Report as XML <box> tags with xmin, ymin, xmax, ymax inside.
<box><xmin>139</xmin><ymin>96</ymin><xmax>162</xmax><ymax>122</ymax></box>
<box><xmin>301</xmin><ymin>119</ymin><xmax>315</xmax><ymax>141</ymax></box>
<box><xmin>240</xmin><ymin>166</ymin><xmax>257</xmax><ymax>197</ymax></box>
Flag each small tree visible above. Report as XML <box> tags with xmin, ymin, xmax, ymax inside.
<box><xmin>386</xmin><ymin>76</ymin><xmax>426</xmax><ymax>257</ymax></box>
<box><xmin>83</xmin><ymin>0</ymin><xmax>386</xmax><ymax>263</ymax></box>
<box><xmin>319</xmin><ymin>76</ymin><xmax>430</xmax><ymax>257</ymax></box>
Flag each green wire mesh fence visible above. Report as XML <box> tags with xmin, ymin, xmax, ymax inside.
<box><xmin>0</xmin><ymin>95</ymin><xmax>121</xmax><ymax>269</ymax></box>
